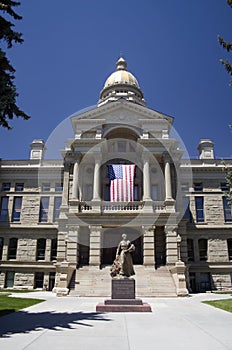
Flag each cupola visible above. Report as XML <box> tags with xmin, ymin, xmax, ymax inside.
<box><xmin>98</xmin><ymin>57</ymin><xmax>146</xmax><ymax>107</ymax></box>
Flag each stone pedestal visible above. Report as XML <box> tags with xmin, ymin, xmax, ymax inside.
<box><xmin>96</xmin><ymin>278</ymin><xmax>152</xmax><ymax>312</ymax></box>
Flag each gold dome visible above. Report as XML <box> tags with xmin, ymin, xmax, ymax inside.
<box><xmin>103</xmin><ymin>57</ymin><xmax>139</xmax><ymax>88</ymax></box>
<box><xmin>98</xmin><ymin>56</ymin><xmax>146</xmax><ymax>107</ymax></box>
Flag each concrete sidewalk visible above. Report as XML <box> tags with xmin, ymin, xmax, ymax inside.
<box><xmin>0</xmin><ymin>292</ymin><xmax>232</xmax><ymax>350</ymax></box>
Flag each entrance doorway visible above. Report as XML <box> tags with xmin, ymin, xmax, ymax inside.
<box><xmin>155</xmin><ymin>226</ymin><xmax>166</xmax><ymax>268</ymax></box>
<box><xmin>102</xmin><ymin>228</ymin><xmax>143</xmax><ymax>265</ymax></box>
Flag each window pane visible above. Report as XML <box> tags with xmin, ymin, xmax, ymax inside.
<box><xmin>12</xmin><ymin>197</ymin><xmax>22</xmax><ymax>222</ymax></box>
<box><xmin>51</xmin><ymin>238</ymin><xmax>57</xmax><ymax>260</ymax></box>
<box><xmin>195</xmin><ymin>197</ymin><xmax>204</xmax><ymax>222</ymax></box>
<box><xmin>34</xmin><ymin>272</ymin><xmax>44</xmax><ymax>289</ymax></box>
<box><xmin>223</xmin><ymin>197</ymin><xmax>232</xmax><ymax>222</ymax></box>
<box><xmin>36</xmin><ymin>238</ymin><xmax>46</xmax><ymax>260</ymax></box>
<box><xmin>15</xmin><ymin>183</ymin><xmax>24</xmax><ymax>191</ymax></box>
<box><xmin>199</xmin><ymin>239</ymin><xmax>208</xmax><ymax>261</ymax></box>
<box><xmin>0</xmin><ymin>237</ymin><xmax>4</xmax><ymax>260</ymax></box>
<box><xmin>42</xmin><ymin>183</ymin><xmax>50</xmax><ymax>192</ymax></box>
<box><xmin>53</xmin><ymin>197</ymin><xmax>62</xmax><ymax>221</ymax></box>
<box><xmin>194</xmin><ymin>183</ymin><xmax>203</xmax><ymax>192</ymax></box>
<box><xmin>8</xmin><ymin>238</ymin><xmax>18</xmax><ymax>259</ymax></box>
<box><xmin>221</xmin><ymin>183</ymin><xmax>229</xmax><ymax>192</ymax></box>
<box><xmin>0</xmin><ymin>197</ymin><xmax>9</xmax><ymax>222</ymax></box>
<box><xmin>39</xmin><ymin>197</ymin><xmax>50</xmax><ymax>222</ymax></box>
<box><xmin>228</xmin><ymin>239</ymin><xmax>232</xmax><ymax>260</ymax></box>
<box><xmin>187</xmin><ymin>239</ymin><xmax>194</xmax><ymax>261</ymax></box>
<box><xmin>55</xmin><ymin>183</ymin><xmax>63</xmax><ymax>192</ymax></box>
<box><xmin>2</xmin><ymin>183</ymin><xmax>10</xmax><ymax>191</ymax></box>
<box><xmin>151</xmin><ymin>185</ymin><xmax>158</xmax><ymax>201</ymax></box>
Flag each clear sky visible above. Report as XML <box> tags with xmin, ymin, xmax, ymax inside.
<box><xmin>0</xmin><ymin>0</ymin><xmax>231</xmax><ymax>160</ymax></box>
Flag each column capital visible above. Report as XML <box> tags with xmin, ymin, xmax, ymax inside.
<box><xmin>164</xmin><ymin>225</ymin><xmax>178</xmax><ymax>235</ymax></box>
<box><xmin>142</xmin><ymin>225</ymin><xmax>155</xmax><ymax>232</ymax></box>
<box><xmin>163</xmin><ymin>152</ymin><xmax>172</xmax><ymax>163</ymax></box>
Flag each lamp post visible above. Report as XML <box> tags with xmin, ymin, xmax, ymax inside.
<box><xmin>177</xmin><ymin>234</ymin><xmax>182</xmax><ymax>261</ymax></box>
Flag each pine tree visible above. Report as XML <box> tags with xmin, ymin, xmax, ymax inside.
<box><xmin>0</xmin><ymin>1</ymin><xmax>30</xmax><ymax>129</ymax></box>
<box><xmin>218</xmin><ymin>0</ymin><xmax>232</xmax><ymax>86</ymax></box>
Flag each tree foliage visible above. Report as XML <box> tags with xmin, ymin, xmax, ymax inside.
<box><xmin>218</xmin><ymin>0</ymin><xmax>232</xmax><ymax>86</ymax></box>
<box><xmin>0</xmin><ymin>1</ymin><xmax>30</xmax><ymax>129</ymax></box>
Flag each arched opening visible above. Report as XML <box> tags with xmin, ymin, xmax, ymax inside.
<box><xmin>102</xmin><ymin>227</ymin><xmax>143</xmax><ymax>265</ymax></box>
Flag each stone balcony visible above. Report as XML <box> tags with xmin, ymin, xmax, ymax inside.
<box><xmin>68</xmin><ymin>199</ymin><xmax>175</xmax><ymax>214</ymax></box>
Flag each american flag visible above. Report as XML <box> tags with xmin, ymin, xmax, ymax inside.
<box><xmin>108</xmin><ymin>164</ymin><xmax>136</xmax><ymax>202</ymax></box>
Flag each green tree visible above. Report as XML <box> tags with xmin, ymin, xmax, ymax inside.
<box><xmin>0</xmin><ymin>1</ymin><xmax>30</xmax><ymax>129</ymax></box>
<box><xmin>218</xmin><ymin>0</ymin><xmax>232</xmax><ymax>86</ymax></box>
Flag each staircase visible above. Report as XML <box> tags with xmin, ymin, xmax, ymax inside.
<box><xmin>69</xmin><ymin>265</ymin><xmax>177</xmax><ymax>297</ymax></box>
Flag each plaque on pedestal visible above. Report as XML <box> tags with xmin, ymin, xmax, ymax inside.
<box><xmin>112</xmin><ymin>279</ymin><xmax>135</xmax><ymax>299</ymax></box>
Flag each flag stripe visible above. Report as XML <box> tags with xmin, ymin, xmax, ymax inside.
<box><xmin>108</xmin><ymin>164</ymin><xmax>136</xmax><ymax>202</ymax></box>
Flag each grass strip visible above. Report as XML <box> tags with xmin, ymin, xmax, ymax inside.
<box><xmin>0</xmin><ymin>295</ymin><xmax>44</xmax><ymax>317</ymax></box>
<box><xmin>203</xmin><ymin>299</ymin><xmax>232</xmax><ymax>313</ymax></box>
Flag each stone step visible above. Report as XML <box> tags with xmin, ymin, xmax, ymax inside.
<box><xmin>69</xmin><ymin>265</ymin><xmax>177</xmax><ymax>297</ymax></box>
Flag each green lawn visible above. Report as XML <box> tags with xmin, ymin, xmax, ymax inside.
<box><xmin>0</xmin><ymin>294</ymin><xmax>44</xmax><ymax>317</ymax></box>
<box><xmin>203</xmin><ymin>299</ymin><xmax>232</xmax><ymax>313</ymax></box>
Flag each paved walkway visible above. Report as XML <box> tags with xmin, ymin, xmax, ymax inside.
<box><xmin>0</xmin><ymin>292</ymin><xmax>232</xmax><ymax>350</ymax></box>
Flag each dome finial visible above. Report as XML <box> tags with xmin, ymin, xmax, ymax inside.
<box><xmin>116</xmin><ymin>56</ymin><xmax>127</xmax><ymax>71</ymax></box>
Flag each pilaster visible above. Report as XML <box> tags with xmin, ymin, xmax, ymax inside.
<box><xmin>89</xmin><ymin>225</ymin><xmax>102</xmax><ymax>267</ymax></box>
<box><xmin>143</xmin><ymin>225</ymin><xmax>155</xmax><ymax>266</ymax></box>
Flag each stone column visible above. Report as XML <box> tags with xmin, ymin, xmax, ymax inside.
<box><xmin>72</xmin><ymin>160</ymin><xmax>79</xmax><ymax>200</ymax></box>
<box><xmin>164</xmin><ymin>158</ymin><xmax>173</xmax><ymax>200</ymax></box>
<box><xmin>143</xmin><ymin>155</ymin><xmax>152</xmax><ymax>201</ymax></box>
<box><xmin>89</xmin><ymin>225</ymin><xmax>102</xmax><ymax>267</ymax></box>
<box><xmin>61</xmin><ymin>163</ymin><xmax>70</xmax><ymax>206</ymax></box>
<box><xmin>45</xmin><ymin>238</ymin><xmax>51</xmax><ymax>261</ymax></box>
<box><xmin>165</xmin><ymin>225</ymin><xmax>178</xmax><ymax>265</ymax></box>
<box><xmin>93</xmin><ymin>155</ymin><xmax>101</xmax><ymax>201</ymax></box>
<box><xmin>143</xmin><ymin>225</ymin><xmax>155</xmax><ymax>266</ymax></box>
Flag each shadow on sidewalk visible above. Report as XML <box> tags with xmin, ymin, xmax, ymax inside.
<box><xmin>0</xmin><ymin>310</ymin><xmax>111</xmax><ymax>338</ymax></box>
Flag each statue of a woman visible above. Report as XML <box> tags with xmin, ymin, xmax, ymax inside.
<box><xmin>110</xmin><ymin>234</ymin><xmax>135</xmax><ymax>278</ymax></box>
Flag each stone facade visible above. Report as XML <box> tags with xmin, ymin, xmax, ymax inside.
<box><xmin>0</xmin><ymin>57</ymin><xmax>231</xmax><ymax>295</ymax></box>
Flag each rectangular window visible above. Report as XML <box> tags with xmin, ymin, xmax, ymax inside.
<box><xmin>0</xmin><ymin>237</ymin><xmax>4</xmax><ymax>260</ymax></box>
<box><xmin>15</xmin><ymin>183</ymin><xmax>24</xmax><ymax>192</ymax></box>
<box><xmin>195</xmin><ymin>196</ymin><xmax>204</xmax><ymax>222</ymax></box>
<box><xmin>34</xmin><ymin>272</ymin><xmax>44</xmax><ymax>289</ymax></box>
<box><xmin>0</xmin><ymin>196</ymin><xmax>9</xmax><ymax>222</ymax></box>
<box><xmin>223</xmin><ymin>197</ymin><xmax>232</xmax><ymax>222</ymax></box>
<box><xmin>227</xmin><ymin>240</ymin><xmax>232</xmax><ymax>260</ymax></box>
<box><xmin>53</xmin><ymin>197</ymin><xmax>62</xmax><ymax>221</ymax></box>
<box><xmin>55</xmin><ymin>183</ymin><xmax>63</xmax><ymax>192</ymax></box>
<box><xmin>39</xmin><ymin>197</ymin><xmax>50</xmax><ymax>222</ymax></box>
<box><xmin>194</xmin><ymin>183</ymin><xmax>203</xmax><ymax>192</ymax></box>
<box><xmin>221</xmin><ymin>182</ymin><xmax>229</xmax><ymax>192</ymax></box>
<box><xmin>2</xmin><ymin>183</ymin><xmax>10</xmax><ymax>192</ymax></box>
<box><xmin>51</xmin><ymin>238</ymin><xmax>57</xmax><ymax>261</ymax></box>
<box><xmin>42</xmin><ymin>183</ymin><xmax>50</xmax><ymax>192</ymax></box>
<box><xmin>5</xmin><ymin>271</ymin><xmax>15</xmax><ymax>288</ymax></box>
<box><xmin>12</xmin><ymin>197</ymin><xmax>22</xmax><ymax>222</ymax></box>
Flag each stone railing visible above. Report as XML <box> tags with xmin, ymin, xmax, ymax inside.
<box><xmin>101</xmin><ymin>201</ymin><xmax>144</xmax><ymax>212</ymax></box>
<box><xmin>77</xmin><ymin>201</ymin><xmax>167</xmax><ymax>213</ymax></box>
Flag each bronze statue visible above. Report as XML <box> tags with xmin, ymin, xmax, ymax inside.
<box><xmin>111</xmin><ymin>234</ymin><xmax>135</xmax><ymax>278</ymax></box>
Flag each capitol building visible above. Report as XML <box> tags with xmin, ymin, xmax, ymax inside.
<box><xmin>0</xmin><ymin>57</ymin><xmax>231</xmax><ymax>296</ymax></box>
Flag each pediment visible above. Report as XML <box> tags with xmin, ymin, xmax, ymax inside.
<box><xmin>71</xmin><ymin>100</ymin><xmax>174</xmax><ymax>128</ymax></box>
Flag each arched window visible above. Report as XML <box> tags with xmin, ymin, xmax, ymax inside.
<box><xmin>198</xmin><ymin>239</ymin><xmax>208</xmax><ymax>261</ymax></box>
<box><xmin>8</xmin><ymin>238</ymin><xmax>18</xmax><ymax>259</ymax></box>
<box><xmin>227</xmin><ymin>239</ymin><xmax>232</xmax><ymax>261</ymax></box>
<box><xmin>36</xmin><ymin>238</ymin><xmax>46</xmax><ymax>260</ymax></box>
<box><xmin>0</xmin><ymin>237</ymin><xmax>4</xmax><ymax>260</ymax></box>
<box><xmin>187</xmin><ymin>239</ymin><xmax>194</xmax><ymax>261</ymax></box>
<box><xmin>51</xmin><ymin>238</ymin><xmax>57</xmax><ymax>261</ymax></box>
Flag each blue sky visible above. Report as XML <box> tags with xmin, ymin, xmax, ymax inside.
<box><xmin>1</xmin><ymin>0</ymin><xmax>231</xmax><ymax>160</ymax></box>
